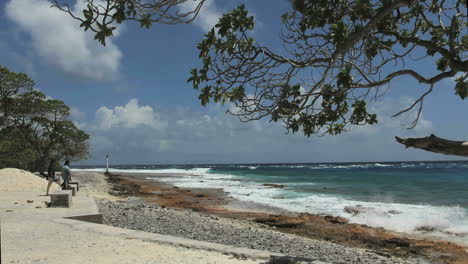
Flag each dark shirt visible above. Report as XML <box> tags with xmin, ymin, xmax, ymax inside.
<box><xmin>48</xmin><ymin>165</ymin><xmax>55</xmax><ymax>179</ymax></box>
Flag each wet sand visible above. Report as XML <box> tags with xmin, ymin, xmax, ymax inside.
<box><xmin>103</xmin><ymin>172</ymin><xmax>468</xmax><ymax>264</ymax></box>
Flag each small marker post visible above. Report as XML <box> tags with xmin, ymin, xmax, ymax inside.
<box><xmin>106</xmin><ymin>154</ymin><xmax>109</xmax><ymax>174</ymax></box>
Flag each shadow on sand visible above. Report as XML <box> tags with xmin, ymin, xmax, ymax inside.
<box><xmin>262</xmin><ymin>255</ymin><xmax>324</xmax><ymax>264</ymax></box>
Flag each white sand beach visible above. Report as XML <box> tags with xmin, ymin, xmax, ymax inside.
<box><xmin>0</xmin><ymin>169</ymin><xmax>261</xmax><ymax>264</ymax></box>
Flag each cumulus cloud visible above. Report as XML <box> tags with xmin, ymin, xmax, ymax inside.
<box><xmin>180</xmin><ymin>0</ymin><xmax>222</xmax><ymax>32</ymax></box>
<box><xmin>5</xmin><ymin>0</ymin><xmax>122</xmax><ymax>81</ymax></box>
<box><xmin>94</xmin><ymin>99</ymin><xmax>166</xmax><ymax>130</ymax></box>
<box><xmin>77</xmin><ymin>96</ymin><xmax>449</xmax><ymax>165</ymax></box>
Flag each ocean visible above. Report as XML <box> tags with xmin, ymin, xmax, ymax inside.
<box><xmin>76</xmin><ymin>160</ymin><xmax>468</xmax><ymax>244</ymax></box>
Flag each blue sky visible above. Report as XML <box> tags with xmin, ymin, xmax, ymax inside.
<box><xmin>1</xmin><ymin>0</ymin><xmax>466</xmax><ymax>164</ymax></box>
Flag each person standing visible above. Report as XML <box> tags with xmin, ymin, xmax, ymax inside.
<box><xmin>46</xmin><ymin>159</ymin><xmax>59</xmax><ymax>195</ymax></box>
<box><xmin>61</xmin><ymin>160</ymin><xmax>72</xmax><ymax>188</ymax></box>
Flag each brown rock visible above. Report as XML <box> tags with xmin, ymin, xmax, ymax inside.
<box><xmin>415</xmin><ymin>226</ymin><xmax>437</xmax><ymax>232</ymax></box>
<box><xmin>344</xmin><ymin>206</ymin><xmax>360</xmax><ymax>215</ymax></box>
<box><xmin>255</xmin><ymin>215</ymin><xmax>306</xmax><ymax>228</ymax></box>
<box><xmin>344</xmin><ymin>206</ymin><xmax>385</xmax><ymax>216</ymax></box>
<box><xmin>274</xmin><ymin>220</ymin><xmax>305</xmax><ymax>228</ymax></box>
<box><xmin>262</xmin><ymin>184</ymin><xmax>286</xmax><ymax>188</ymax></box>
<box><xmin>384</xmin><ymin>238</ymin><xmax>410</xmax><ymax>248</ymax></box>
<box><xmin>324</xmin><ymin>215</ymin><xmax>348</xmax><ymax>224</ymax></box>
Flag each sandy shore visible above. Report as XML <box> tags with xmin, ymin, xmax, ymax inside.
<box><xmin>0</xmin><ymin>170</ymin><xmax>266</xmax><ymax>264</ymax></box>
<box><xmin>73</xmin><ymin>171</ymin><xmax>468</xmax><ymax>264</ymax></box>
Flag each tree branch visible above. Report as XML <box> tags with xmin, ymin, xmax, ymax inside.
<box><xmin>396</xmin><ymin>134</ymin><xmax>468</xmax><ymax>157</ymax></box>
<box><xmin>334</xmin><ymin>0</ymin><xmax>411</xmax><ymax>58</ymax></box>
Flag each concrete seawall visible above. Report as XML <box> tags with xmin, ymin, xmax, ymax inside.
<box><xmin>0</xmin><ymin>183</ymin><xmax>327</xmax><ymax>264</ymax></box>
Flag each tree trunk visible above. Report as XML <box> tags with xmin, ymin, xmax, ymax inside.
<box><xmin>395</xmin><ymin>134</ymin><xmax>468</xmax><ymax>157</ymax></box>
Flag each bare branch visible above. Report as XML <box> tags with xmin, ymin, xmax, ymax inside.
<box><xmin>396</xmin><ymin>134</ymin><xmax>468</xmax><ymax>157</ymax></box>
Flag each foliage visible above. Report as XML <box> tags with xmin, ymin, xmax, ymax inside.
<box><xmin>52</xmin><ymin>0</ymin><xmax>206</xmax><ymax>45</ymax></box>
<box><xmin>59</xmin><ymin>0</ymin><xmax>467</xmax><ymax>137</ymax></box>
<box><xmin>189</xmin><ymin>1</ymin><xmax>467</xmax><ymax>136</ymax></box>
<box><xmin>0</xmin><ymin>66</ymin><xmax>89</xmax><ymax>172</ymax></box>
<box><xmin>0</xmin><ymin>65</ymin><xmax>34</xmax><ymax>128</ymax></box>
<box><xmin>0</xmin><ymin>134</ymin><xmax>37</xmax><ymax>170</ymax></box>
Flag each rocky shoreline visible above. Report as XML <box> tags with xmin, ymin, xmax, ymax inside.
<box><xmin>94</xmin><ymin>172</ymin><xmax>468</xmax><ymax>264</ymax></box>
<box><xmin>98</xmin><ymin>200</ymin><xmax>411</xmax><ymax>264</ymax></box>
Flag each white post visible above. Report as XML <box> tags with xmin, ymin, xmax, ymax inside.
<box><xmin>106</xmin><ymin>154</ymin><xmax>109</xmax><ymax>173</ymax></box>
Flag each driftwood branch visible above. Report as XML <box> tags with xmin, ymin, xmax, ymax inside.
<box><xmin>395</xmin><ymin>134</ymin><xmax>468</xmax><ymax>157</ymax></box>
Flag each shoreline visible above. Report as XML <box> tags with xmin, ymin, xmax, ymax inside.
<box><xmin>0</xmin><ymin>168</ymin><xmax>262</xmax><ymax>264</ymax></box>
<box><xmin>109</xmin><ymin>172</ymin><xmax>294</xmax><ymax>215</ymax></box>
<box><xmin>78</xmin><ymin>171</ymin><xmax>468</xmax><ymax>264</ymax></box>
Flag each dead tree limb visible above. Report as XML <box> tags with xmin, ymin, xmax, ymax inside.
<box><xmin>395</xmin><ymin>134</ymin><xmax>468</xmax><ymax>157</ymax></box>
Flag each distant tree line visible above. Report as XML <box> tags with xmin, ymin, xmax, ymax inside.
<box><xmin>0</xmin><ymin>66</ymin><xmax>89</xmax><ymax>172</ymax></box>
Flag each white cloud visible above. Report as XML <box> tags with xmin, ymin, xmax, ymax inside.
<box><xmin>5</xmin><ymin>0</ymin><xmax>122</xmax><ymax>81</ymax></box>
<box><xmin>180</xmin><ymin>0</ymin><xmax>222</xmax><ymax>32</ymax></box>
<box><xmin>76</xmin><ymin>96</ymin><xmax>452</xmax><ymax>165</ymax></box>
<box><xmin>368</xmin><ymin>97</ymin><xmax>433</xmax><ymax>132</ymax></box>
<box><xmin>94</xmin><ymin>99</ymin><xmax>166</xmax><ymax>130</ymax></box>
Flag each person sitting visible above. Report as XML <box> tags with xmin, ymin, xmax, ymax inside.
<box><xmin>60</xmin><ymin>160</ymin><xmax>72</xmax><ymax>189</ymax></box>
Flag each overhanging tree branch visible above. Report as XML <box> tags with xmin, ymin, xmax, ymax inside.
<box><xmin>56</xmin><ymin>0</ymin><xmax>468</xmax><ymax>157</ymax></box>
<box><xmin>52</xmin><ymin>0</ymin><xmax>206</xmax><ymax>45</ymax></box>
<box><xmin>188</xmin><ymin>1</ymin><xmax>467</xmax><ymax>137</ymax></box>
<box><xmin>396</xmin><ymin>134</ymin><xmax>468</xmax><ymax>157</ymax></box>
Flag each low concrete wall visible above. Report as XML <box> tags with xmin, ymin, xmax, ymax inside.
<box><xmin>65</xmin><ymin>214</ymin><xmax>103</xmax><ymax>224</ymax></box>
<box><xmin>50</xmin><ymin>190</ymin><xmax>72</xmax><ymax>207</ymax></box>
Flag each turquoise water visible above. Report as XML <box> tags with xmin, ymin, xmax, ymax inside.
<box><xmin>76</xmin><ymin>161</ymin><xmax>468</xmax><ymax>243</ymax></box>
<box><xmin>209</xmin><ymin>162</ymin><xmax>468</xmax><ymax>207</ymax></box>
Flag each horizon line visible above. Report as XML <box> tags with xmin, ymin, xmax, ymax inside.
<box><xmin>75</xmin><ymin>159</ymin><xmax>468</xmax><ymax>167</ymax></box>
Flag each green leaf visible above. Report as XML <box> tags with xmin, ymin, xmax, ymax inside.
<box><xmin>454</xmin><ymin>77</ymin><xmax>468</xmax><ymax>100</ymax></box>
<box><xmin>139</xmin><ymin>15</ymin><xmax>152</xmax><ymax>29</ymax></box>
<box><xmin>436</xmin><ymin>58</ymin><xmax>448</xmax><ymax>71</ymax></box>
<box><xmin>199</xmin><ymin>86</ymin><xmax>212</xmax><ymax>106</ymax></box>
<box><xmin>337</xmin><ymin>65</ymin><xmax>353</xmax><ymax>88</ymax></box>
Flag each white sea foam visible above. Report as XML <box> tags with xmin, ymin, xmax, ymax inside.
<box><xmin>73</xmin><ymin>168</ymin><xmax>108</xmax><ymax>172</ymax></box>
<box><xmin>231</xmin><ymin>189</ymin><xmax>468</xmax><ymax>244</ymax></box>
<box><xmin>304</xmin><ymin>163</ymin><xmax>398</xmax><ymax>170</ymax></box>
<box><xmin>147</xmin><ymin>168</ymin><xmax>468</xmax><ymax>244</ymax></box>
<box><xmin>374</xmin><ymin>163</ymin><xmax>391</xmax><ymax>167</ymax></box>
<box><xmin>74</xmin><ymin>167</ymin><xmax>213</xmax><ymax>175</ymax></box>
<box><xmin>348</xmin><ymin>164</ymin><xmax>370</xmax><ymax>168</ymax></box>
<box><xmin>76</xmin><ymin>165</ymin><xmax>468</xmax><ymax>244</ymax></box>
